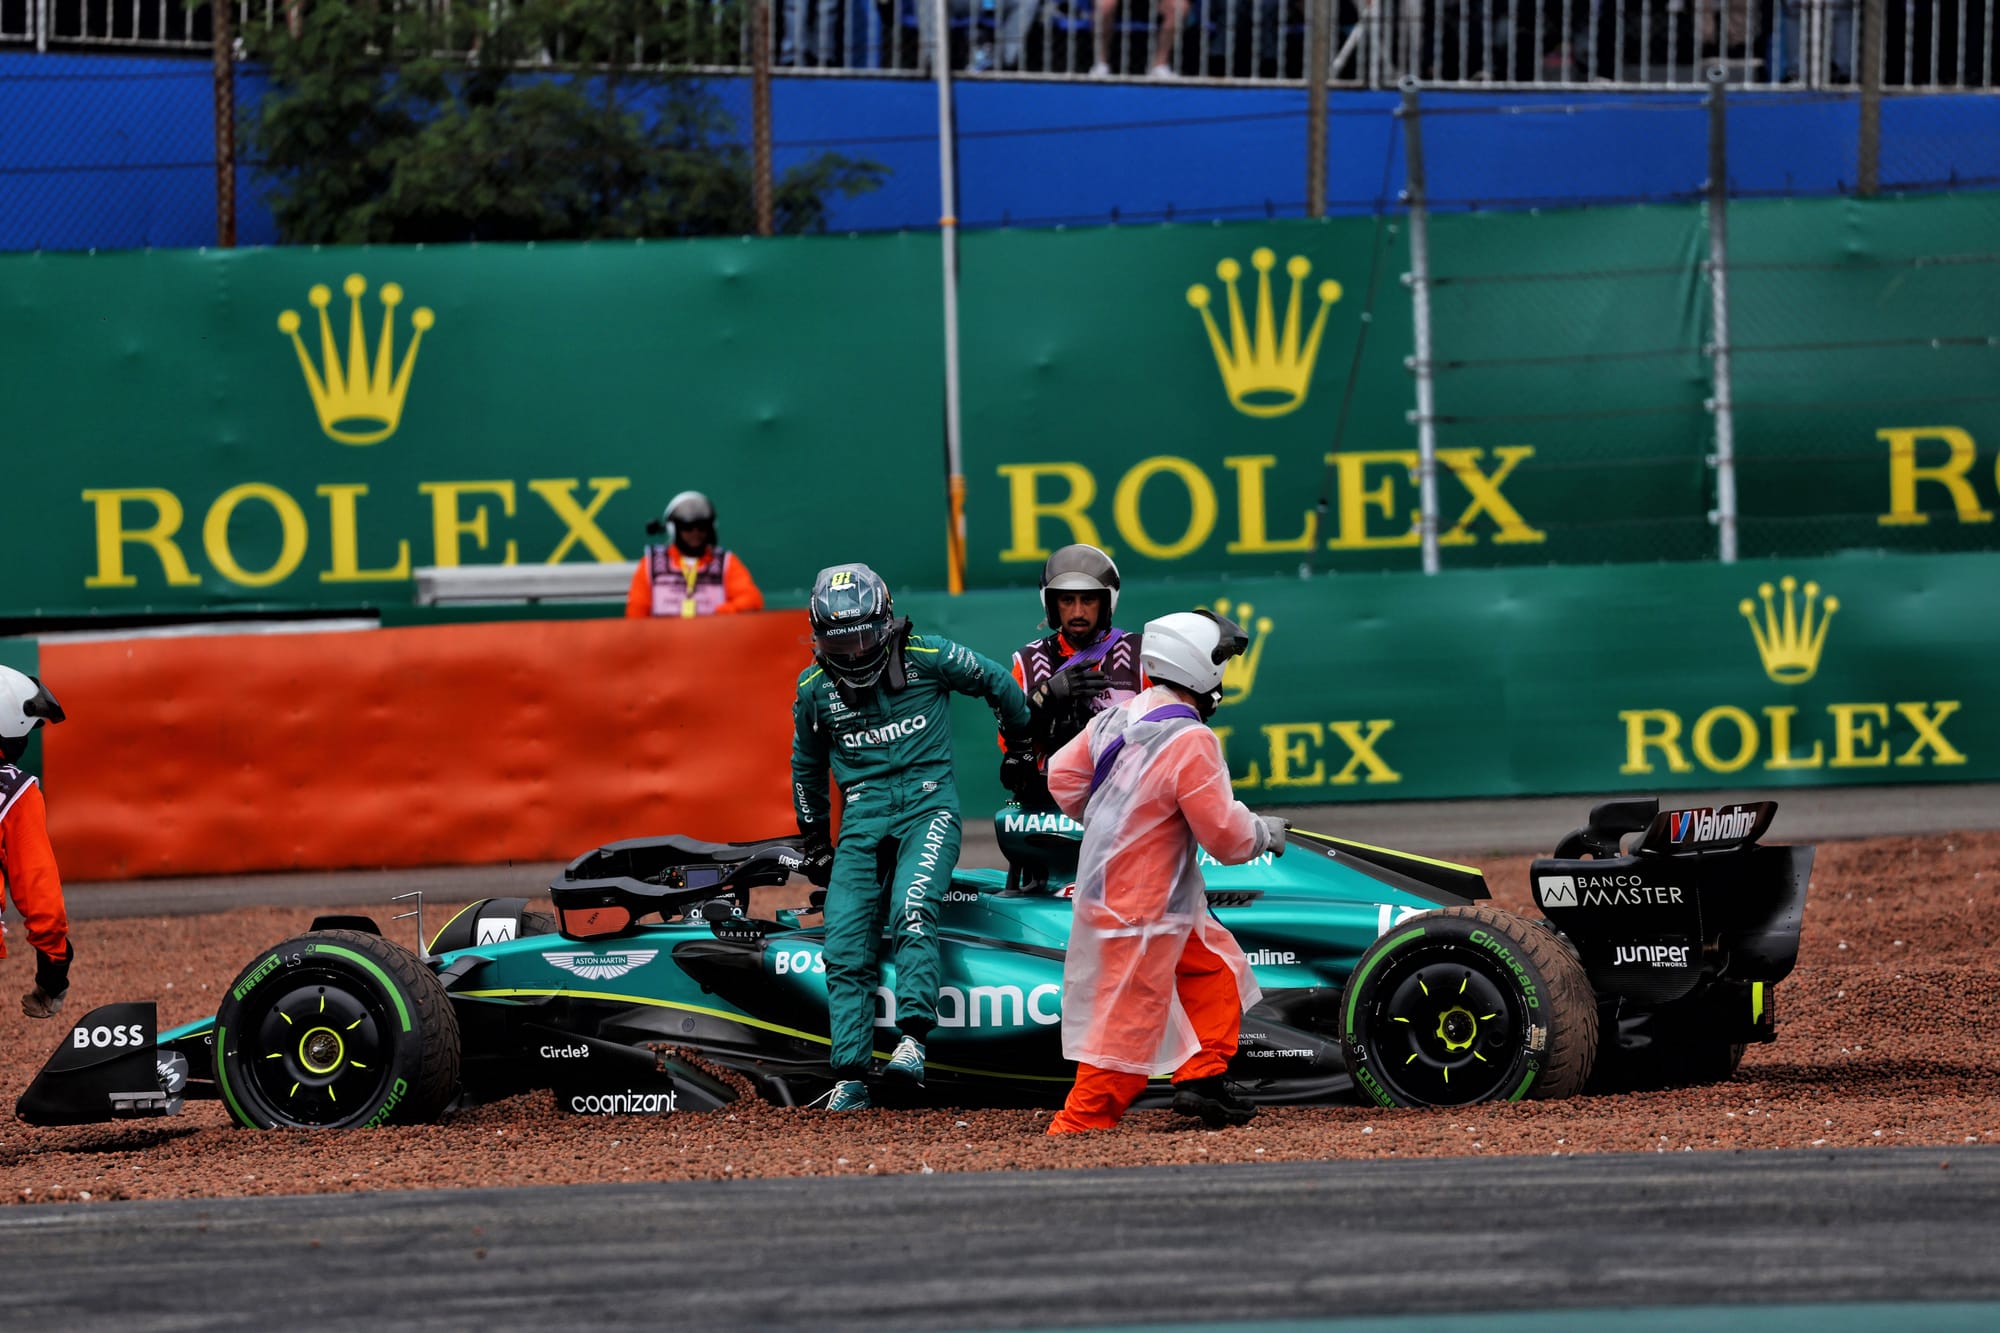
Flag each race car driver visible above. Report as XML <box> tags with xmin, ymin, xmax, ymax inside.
<box><xmin>1005</xmin><ymin>543</ymin><xmax>1147</xmax><ymax>808</ymax></box>
<box><xmin>624</xmin><ymin>490</ymin><xmax>764</xmax><ymax>618</ymax></box>
<box><xmin>791</xmin><ymin>563</ymin><xmax>1037</xmax><ymax>1111</ymax></box>
<box><xmin>1041</xmin><ymin>609</ymin><xmax>1287</xmax><ymax>1133</ymax></box>
<box><xmin>0</xmin><ymin>666</ymin><xmax>74</xmax><ymax>1020</ymax></box>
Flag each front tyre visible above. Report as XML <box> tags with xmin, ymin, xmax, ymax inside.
<box><xmin>213</xmin><ymin>929</ymin><xmax>460</xmax><ymax>1129</ymax></box>
<box><xmin>1341</xmin><ymin>906</ymin><xmax>1597</xmax><ymax>1108</ymax></box>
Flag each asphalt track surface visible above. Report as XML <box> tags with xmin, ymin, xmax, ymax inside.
<box><xmin>2</xmin><ymin>1148</ymin><xmax>1998</xmax><ymax>1331</ymax></box>
<box><xmin>15</xmin><ymin>783</ymin><xmax>2000</xmax><ymax>1331</ymax></box>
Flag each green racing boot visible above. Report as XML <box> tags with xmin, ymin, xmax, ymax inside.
<box><xmin>827</xmin><ymin>1079</ymin><xmax>871</xmax><ymax>1111</ymax></box>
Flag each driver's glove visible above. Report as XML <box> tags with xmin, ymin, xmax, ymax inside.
<box><xmin>22</xmin><ymin>942</ymin><xmax>71</xmax><ymax>1019</ymax></box>
<box><xmin>1029</xmin><ymin>667</ymin><xmax>1109</xmax><ymax>720</ymax></box>
<box><xmin>797</xmin><ymin>827</ymin><xmax>835</xmax><ymax>888</ymax></box>
<box><xmin>999</xmin><ymin>749</ymin><xmax>1044</xmax><ymax>801</ymax></box>
<box><xmin>1258</xmin><ymin>815</ymin><xmax>1289</xmax><ymax>857</ymax></box>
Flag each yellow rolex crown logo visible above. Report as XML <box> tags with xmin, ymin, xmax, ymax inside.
<box><xmin>1739</xmin><ymin>576</ymin><xmax>1838</xmax><ymax>685</ymax></box>
<box><xmin>278</xmin><ymin>274</ymin><xmax>435</xmax><ymax>446</ymax></box>
<box><xmin>1210</xmin><ymin>597</ymin><xmax>1274</xmax><ymax>706</ymax></box>
<box><xmin>1186</xmin><ymin>248</ymin><xmax>1342</xmax><ymax>419</ymax></box>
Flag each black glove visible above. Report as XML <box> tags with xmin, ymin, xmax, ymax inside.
<box><xmin>1030</xmin><ymin>666</ymin><xmax>1109</xmax><ymax>717</ymax></box>
<box><xmin>999</xmin><ymin>750</ymin><xmax>1041</xmax><ymax>798</ymax></box>
<box><xmin>23</xmin><ymin>942</ymin><xmax>70</xmax><ymax>1019</ymax></box>
<box><xmin>797</xmin><ymin>828</ymin><xmax>835</xmax><ymax>888</ymax></box>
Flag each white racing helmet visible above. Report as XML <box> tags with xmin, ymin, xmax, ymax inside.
<box><xmin>1139</xmin><ymin>609</ymin><xmax>1249</xmax><ymax>718</ymax></box>
<box><xmin>0</xmin><ymin>665</ymin><xmax>65</xmax><ymax>764</ymax></box>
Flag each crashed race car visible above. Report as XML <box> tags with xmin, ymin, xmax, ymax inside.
<box><xmin>17</xmin><ymin>796</ymin><xmax>1813</xmax><ymax>1129</ymax></box>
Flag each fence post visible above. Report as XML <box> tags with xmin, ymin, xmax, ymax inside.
<box><xmin>752</xmin><ymin>0</ymin><xmax>774</xmax><ymax>236</ymax></box>
<box><xmin>1857</xmin><ymin>0</ymin><xmax>1884</xmax><ymax>195</ymax></box>
<box><xmin>1704</xmin><ymin>66</ymin><xmax>1739</xmax><ymax>565</ymax></box>
<box><xmin>934</xmin><ymin>0</ymin><xmax>967</xmax><ymax>594</ymax></box>
<box><xmin>1306</xmin><ymin>0</ymin><xmax>1331</xmax><ymax>217</ymax></box>
<box><xmin>1398</xmin><ymin>81</ymin><xmax>1439</xmax><ymax>576</ymax></box>
<box><xmin>213</xmin><ymin>1</ymin><xmax>237</xmax><ymax>248</ymax></box>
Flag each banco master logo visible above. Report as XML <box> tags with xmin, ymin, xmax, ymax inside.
<box><xmin>278</xmin><ymin>274</ymin><xmax>436</xmax><ymax>446</ymax></box>
<box><xmin>1739</xmin><ymin>576</ymin><xmax>1837</xmax><ymax>685</ymax></box>
<box><xmin>1208</xmin><ymin>597</ymin><xmax>1273</xmax><ymax>706</ymax></box>
<box><xmin>542</xmin><ymin>950</ymin><xmax>659</xmax><ymax>981</ymax></box>
<box><xmin>1186</xmin><ymin>248</ymin><xmax>1342</xmax><ymax>419</ymax></box>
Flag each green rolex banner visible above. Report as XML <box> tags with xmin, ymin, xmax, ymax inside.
<box><xmin>906</xmin><ymin>551</ymin><xmax>1990</xmax><ymax>814</ymax></box>
<box><xmin>1</xmin><ymin>236</ymin><xmax>944</xmax><ymax>619</ymax></box>
<box><xmin>955</xmin><ymin>208</ymin><xmax>1716</xmax><ymax>586</ymax></box>
<box><xmin>2</xmin><ymin>195</ymin><xmax>1998</xmax><ymax>624</ymax></box>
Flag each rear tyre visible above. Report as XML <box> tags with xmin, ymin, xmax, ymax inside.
<box><xmin>1341</xmin><ymin>906</ymin><xmax>1598</xmax><ymax>1108</ymax></box>
<box><xmin>213</xmin><ymin>929</ymin><xmax>460</xmax><ymax>1129</ymax></box>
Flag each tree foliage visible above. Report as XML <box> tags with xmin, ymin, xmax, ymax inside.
<box><xmin>244</xmin><ymin>0</ymin><xmax>886</xmax><ymax>243</ymax></box>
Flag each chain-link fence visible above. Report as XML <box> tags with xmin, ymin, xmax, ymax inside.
<box><xmin>1402</xmin><ymin>81</ymin><xmax>2000</xmax><ymax>568</ymax></box>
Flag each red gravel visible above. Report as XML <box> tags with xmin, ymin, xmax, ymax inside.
<box><xmin>5</xmin><ymin>832</ymin><xmax>1996</xmax><ymax>1204</ymax></box>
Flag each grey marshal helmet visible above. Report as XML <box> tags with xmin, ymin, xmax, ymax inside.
<box><xmin>1040</xmin><ymin>543</ymin><xmax>1121</xmax><ymax>630</ymax></box>
<box><xmin>0</xmin><ymin>665</ymin><xmax>64</xmax><ymax>765</ymax></box>
<box><xmin>645</xmin><ymin>490</ymin><xmax>718</xmax><ymax>554</ymax></box>
<box><xmin>809</xmin><ymin>563</ymin><xmax>900</xmax><ymax>689</ymax></box>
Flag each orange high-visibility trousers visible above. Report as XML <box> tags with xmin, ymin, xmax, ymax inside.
<box><xmin>1048</xmin><ymin>928</ymin><xmax>1242</xmax><ymax>1133</ymax></box>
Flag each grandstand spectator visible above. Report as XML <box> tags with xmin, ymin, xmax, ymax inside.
<box><xmin>1090</xmin><ymin>0</ymin><xmax>1191</xmax><ymax>76</ymax></box>
<box><xmin>781</xmin><ymin>0</ymin><xmax>848</xmax><ymax>66</ymax></box>
<box><xmin>1778</xmin><ymin>0</ymin><xmax>1855</xmax><ymax>83</ymax></box>
<box><xmin>918</xmin><ymin>0</ymin><xmax>1044</xmax><ymax>70</ymax></box>
<box><xmin>624</xmin><ymin>491</ymin><xmax>763</xmax><ymax>619</ymax></box>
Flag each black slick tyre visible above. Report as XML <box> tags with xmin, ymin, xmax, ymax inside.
<box><xmin>213</xmin><ymin>929</ymin><xmax>460</xmax><ymax>1129</ymax></box>
<box><xmin>1341</xmin><ymin>905</ymin><xmax>1598</xmax><ymax>1108</ymax></box>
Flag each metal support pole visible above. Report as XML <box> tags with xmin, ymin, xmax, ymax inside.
<box><xmin>752</xmin><ymin>0</ymin><xmax>774</xmax><ymax>236</ymax></box>
<box><xmin>1704</xmin><ymin>66</ymin><xmax>1739</xmax><ymax>565</ymax></box>
<box><xmin>1398</xmin><ymin>82</ymin><xmax>1439</xmax><ymax>576</ymax></box>
<box><xmin>935</xmin><ymin>0</ymin><xmax>968</xmax><ymax>594</ymax></box>
<box><xmin>1857</xmin><ymin>0</ymin><xmax>1884</xmax><ymax>196</ymax></box>
<box><xmin>1306</xmin><ymin>0</ymin><xmax>1331</xmax><ymax>217</ymax></box>
<box><xmin>213</xmin><ymin>1</ymin><xmax>237</xmax><ymax>248</ymax></box>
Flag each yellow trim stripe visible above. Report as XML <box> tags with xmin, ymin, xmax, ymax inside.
<box><xmin>1288</xmin><ymin>829</ymin><xmax>1483</xmax><ymax>876</ymax></box>
<box><xmin>801</xmin><ymin>666</ymin><xmax>825</xmax><ymax>686</ymax></box>
<box><xmin>426</xmin><ymin>901</ymin><xmax>481</xmax><ymax>952</ymax></box>
<box><xmin>454</xmin><ymin>988</ymin><xmax>1070</xmax><ymax>1083</ymax></box>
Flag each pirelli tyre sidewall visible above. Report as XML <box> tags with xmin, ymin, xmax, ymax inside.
<box><xmin>213</xmin><ymin>929</ymin><xmax>461</xmax><ymax>1130</ymax></box>
<box><xmin>1341</xmin><ymin>905</ymin><xmax>1598</xmax><ymax>1109</ymax></box>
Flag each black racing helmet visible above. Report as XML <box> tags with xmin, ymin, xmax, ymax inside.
<box><xmin>809</xmin><ymin>563</ymin><xmax>897</xmax><ymax>689</ymax></box>
<box><xmin>1040</xmin><ymin>543</ymin><xmax>1121</xmax><ymax>629</ymax></box>
<box><xmin>645</xmin><ymin>490</ymin><xmax>718</xmax><ymax>554</ymax></box>
<box><xmin>0</xmin><ymin>665</ymin><xmax>64</xmax><ymax>765</ymax></box>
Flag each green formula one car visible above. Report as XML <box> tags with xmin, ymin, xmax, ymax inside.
<box><xmin>18</xmin><ymin>796</ymin><xmax>1813</xmax><ymax>1128</ymax></box>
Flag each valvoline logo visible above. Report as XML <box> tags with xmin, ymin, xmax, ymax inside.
<box><xmin>1670</xmin><ymin>810</ymin><xmax>1696</xmax><ymax>842</ymax></box>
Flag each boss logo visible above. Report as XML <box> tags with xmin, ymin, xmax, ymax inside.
<box><xmin>73</xmin><ymin>1023</ymin><xmax>148</xmax><ymax>1050</ymax></box>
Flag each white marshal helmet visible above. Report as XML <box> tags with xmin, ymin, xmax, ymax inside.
<box><xmin>0</xmin><ymin>665</ymin><xmax>65</xmax><ymax>764</ymax></box>
<box><xmin>1139</xmin><ymin>609</ymin><xmax>1249</xmax><ymax>718</ymax></box>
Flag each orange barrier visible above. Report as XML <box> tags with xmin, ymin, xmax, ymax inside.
<box><xmin>42</xmin><ymin>613</ymin><xmax>815</xmax><ymax>881</ymax></box>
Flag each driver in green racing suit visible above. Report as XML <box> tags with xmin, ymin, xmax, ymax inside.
<box><xmin>791</xmin><ymin>563</ymin><xmax>1037</xmax><ymax>1111</ymax></box>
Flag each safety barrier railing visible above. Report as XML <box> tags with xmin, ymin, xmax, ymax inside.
<box><xmin>2</xmin><ymin>0</ymin><xmax>1992</xmax><ymax>87</ymax></box>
